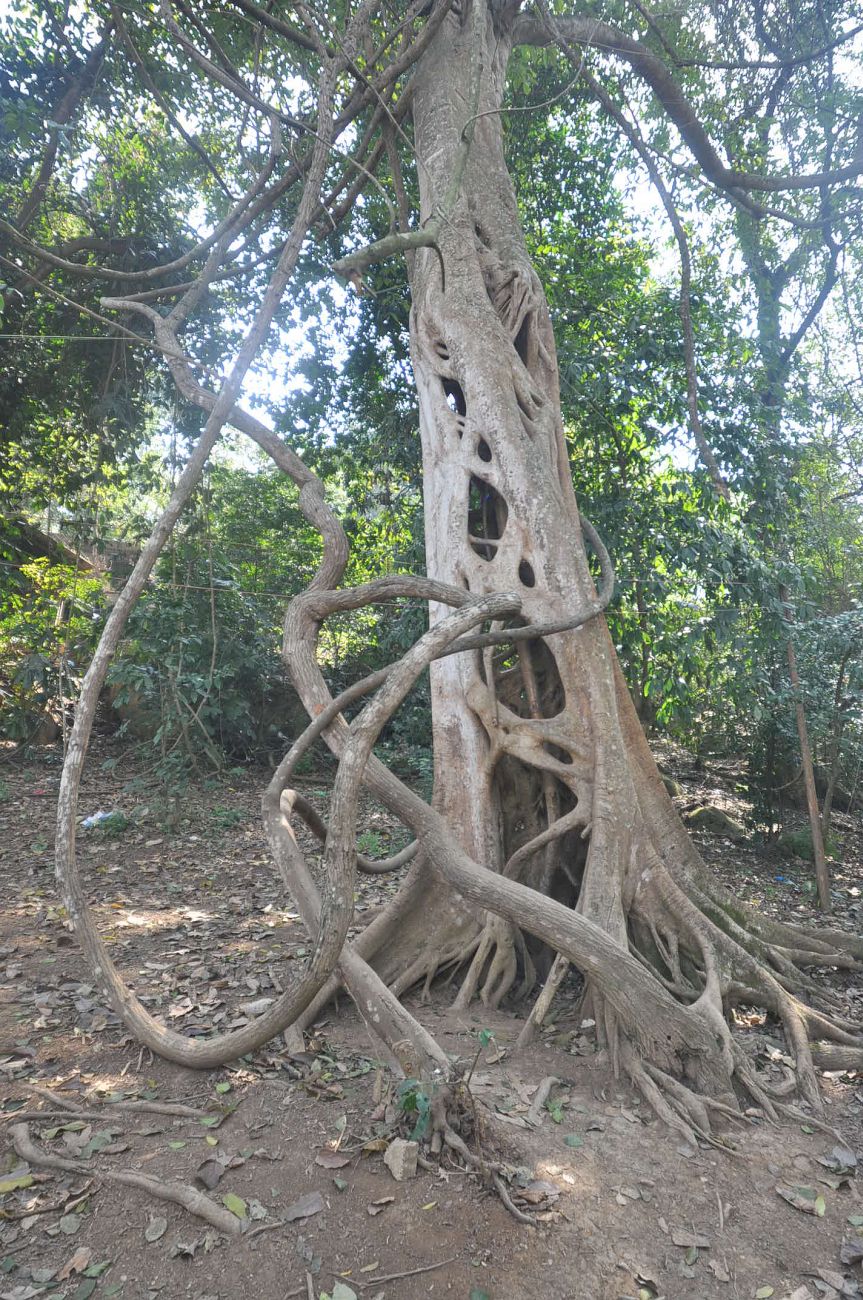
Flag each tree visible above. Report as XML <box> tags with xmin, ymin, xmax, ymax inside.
<box><xmin>5</xmin><ymin>1</ymin><xmax>863</xmax><ymax>1159</ymax></box>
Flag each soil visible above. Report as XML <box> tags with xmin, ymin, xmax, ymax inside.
<box><xmin>1</xmin><ymin>735</ymin><xmax>862</xmax><ymax>1300</ymax></box>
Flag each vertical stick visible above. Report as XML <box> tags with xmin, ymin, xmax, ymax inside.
<box><xmin>781</xmin><ymin>587</ymin><xmax>831</xmax><ymax>912</ymax></box>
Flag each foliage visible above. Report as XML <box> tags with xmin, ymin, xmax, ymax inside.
<box><xmin>396</xmin><ymin>1077</ymin><xmax>433</xmax><ymax>1141</ymax></box>
<box><xmin>106</xmin><ymin>546</ymin><xmax>292</xmax><ymax>772</ymax></box>
<box><xmin>0</xmin><ymin>549</ymin><xmax>105</xmax><ymax>742</ymax></box>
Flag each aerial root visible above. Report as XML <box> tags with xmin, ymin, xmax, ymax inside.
<box><xmin>803</xmin><ymin>1004</ymin><xmax>863</xmax><ymax>1044</ymax></box>
<box><xmin>620</xmin><ymin>1040</ymin><xmax>705</xmax><ymax>1146</ymax></box>
<box><xmin>452</xmin><ymin>915</ymin><xmax>519</xmax><ymax>1010</ymax></box>
<box><xmin>389</xmin><ymin>932</ymin><xmax>480</xmax><ymax>1000</ymax></box>
<box><xmin>701</xmin><ymin>887</ymin><xmax>863</xmax><ymax>970</ymax></box>
<box><xmin>517</xmin><ymin>952</ymin><xmax>569</xmax><ymax>1047</ymax></box>
<box><xmin>491</xmin><ymin>1172</ymin><xmax>535</xmax><ymax>1224</ymax></box>
<box><xmin>811</xmin><ymin>1042</ymin><xmax>863</xmax><ymax>1071</ymax></box>
<box><xmin>278</xmin><ymin>788</ymin><xmax>418</xmax><ymax>875</ymax></box>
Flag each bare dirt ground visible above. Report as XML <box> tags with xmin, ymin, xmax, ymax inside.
<box><xmin>1</xmin><ymin>735</ymin><xmax>862</xmax><ymax>1300</ymax></box>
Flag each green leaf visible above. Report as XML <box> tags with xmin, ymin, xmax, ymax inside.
<box><xmin>215</xmin><ymin>1082</ymin><xmax>231</xmax><ymax>1094</ymax></box>
<box><xmin>0</xmin><ymin>1174</ymin><xmax>34</xmax><ymax>1193</ymax></box>
<box><xmin>222</xmin><ymin>1192</ymin><xmax>247</xmax><ymax>1219</ymax></box>
<box><xmin>83</xmin><ymin>1261</ymin><xmax>112</xmax><ymax>1278</ymax></box>
<box><xmin>755</xmin><ymin>1288</ymin><xmax>774</xmax><ymax>1299</ymax></box>
<box><xmin>815</xmin><ymin>1194</ymin><xmax>826</xmax><ymax>1217</ymax></box>
<box><xmin>168</xmin><ymin>1140</ymin><xmax>186</xmax><ymax>1150</ymax></box>
<box><xmin>563</xmin><ymin>1134</ymin><xmax>583</xmax><ymax>1148</ymax></box>
<box><xmin>200</xmin><ymin>1116</ymin><xmax>220</xmax><ymax>1127</ymax></box>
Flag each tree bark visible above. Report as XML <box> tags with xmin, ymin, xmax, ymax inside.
<box><xmin>780</xmin><ymin>587</ymin><xmax>831</xmax><ymax>911</ymax></box>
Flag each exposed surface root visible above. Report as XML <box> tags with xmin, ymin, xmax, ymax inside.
<box><xmin>416</xmin><ymin>1088</ymin><xmax>544</xmax><ymax>1225</ymax></box>
<box><xmin>9</xmin><ymin>1123</ymin><xmax>242</xmax><ymax>1236</ymax></box>
<box><xmin>452</xmin><ymin>915</ymin><xmax>519</xmax><ymax>1009</ymax></box>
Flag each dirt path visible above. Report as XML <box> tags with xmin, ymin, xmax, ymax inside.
<box><xmin>1</xmin><ymin>739</ymin><xmax>862</xmax><ymax>1300</ymax></box>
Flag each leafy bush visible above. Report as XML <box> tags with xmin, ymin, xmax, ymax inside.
<box><xmin>0</xmin><ymin>555</ymin><xmax>105</xmax><ymax>743</ymax></box>
<box><xmin>107</xmin><ymin>558</ymin><xmax>299</xmax><ymax>772</ymax></box>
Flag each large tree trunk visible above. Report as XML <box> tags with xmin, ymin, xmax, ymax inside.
<box><xmin>353</xmin><ymin>2</ymin><xmax>863</xmax><ymax>1124</ymax></box>
<box><xmin>379</xmin><ymin>2</ymin><xmax>608</xmax><ymax>996</ymax></box>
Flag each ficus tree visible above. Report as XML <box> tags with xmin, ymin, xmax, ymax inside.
<box><xmin>5</xmin><ymin>0</ymin><xmax>863</xmax><ymax>1186</ymax></box>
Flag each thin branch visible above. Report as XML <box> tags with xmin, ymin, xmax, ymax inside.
<box><xmin>15</xmin><ymin>23</ymin><xmax>113</xmax><ymax>231</ymax></box>
<box><xmin>112</xmin><ymin>5</ymin><xmax>234</xmax><ymax>198</ymax></box>
<box><xmin>9</xmin><ymin>1123</ymin><xmax>242</xmax><ymax>1236</ymax></box>
<box><xmin>226</xmin><ymin>0</ymin><xmax>319</xmax><ymax>53</ymax></box>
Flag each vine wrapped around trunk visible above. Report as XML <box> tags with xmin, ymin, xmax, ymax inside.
<box><xmin>54</xmin><ymin>0</ymin><xmax>863</xmax><ymax>1151</ymax></box>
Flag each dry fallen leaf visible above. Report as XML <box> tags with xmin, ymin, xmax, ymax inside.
<box><xmin>144</xmin><ymin>1216</ymin><xmax>167</xmax><ymax>1243</ymax></box>
<box><xmin>284</xmin><ymin>1191</ymin><xmax>325</xmax><ymax>1223</ymax></box>
<box><xmin>315</xmin><ymin>1150</ymin><xmax>351</xmax><ymax>1169</ymax></box>
<box><xmin>366</xmin><ymin>1196</ymin><xmax>394</xmax><ymax>1217</ymax></box>
<box><xmin>840</xmin><ymin>1237</ymin><xmax>863</xmax><ymax>1266</ymax></box>
<box><xmin>57</xmin><ymin>1247</ymin><xmax>92</xmax><ymax>1281</ymax></box>
<box><xmin>776</xmin><ymin>1184</ymin><xmax>826</xmax><ymax>1217</ymax></box>
<box><xmin>671</xmin><ymin>1229</ymin><xmax>711</xmax><ymax>1248</ymax></box>
<box><xmin>816</xmin><ymin>1268</ymin><xmax>848</xmax><ymax>1292</ymax></box>
<box><xmin>195</xmin><ymin>1159</ymin><xmax>226</xmax><ymax>1190</ymax></box>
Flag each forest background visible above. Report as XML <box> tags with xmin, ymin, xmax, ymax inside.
<box><xmin>1</xmin><ymin>0</ymin><xmax>862</xmax><ymax>862</ymax></box>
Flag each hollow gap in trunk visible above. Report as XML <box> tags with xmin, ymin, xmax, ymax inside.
<box><xmin>514</xmin><ymin>314</ymin><xmax>532</xmax><ymax>370</ymax></box>
<box><xmin>477</xmin><ymin>437</ymin><xmax>492</xmax><ymax>463</ymax></box>
<box><xmin>468</xmin><ymin>475</ymin><xmax>507</xmax><ymax>561</ymax></box>
<box><xmin>491</xmin><ymin>634</ymin><xmax>565</xmax><ymax>720</ymax></box>
<box><xmin>496</xmin><ymin>754</ymin><xmax>585</xmax><ymax>983</ymax></box>
<box><xmin>442</xmin><ymin>377</ymin><xmax>466</xmax><ymax>418</ymax></box>
<box><xmin>518</xmin><ymin>558</ymin><xmax>536</xmax><ymax>587</ymax></box>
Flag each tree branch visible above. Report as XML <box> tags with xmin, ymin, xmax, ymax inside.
<box><xmin>14</xmin><ymin>23</ymin><xmax>113</xmax><ymax>232</ymax></box>
<box><xmin>514</xmin><ymin>14</ymin><xmax>863</xmax><ymax>195</ymax></box>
